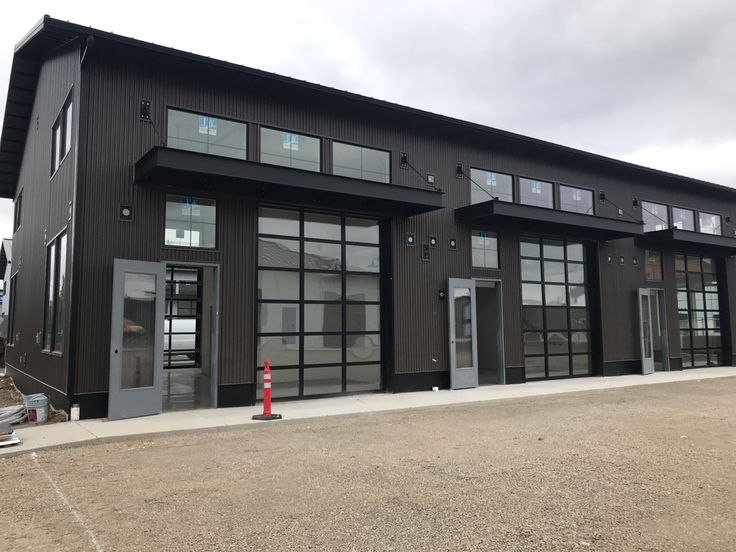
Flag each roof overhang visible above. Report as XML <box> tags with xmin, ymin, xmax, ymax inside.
<box><xmin>638</xmin><ymin>228</ymin><xmax>736</xmax><ymax>255</ymax></box>
<box><xmin>135</xmin><ymin>147</ymin><xmax>444</xmax><ymax>217</ymax></box>
<box><xmin>455</xmin><ymin>200</ymin><xmax>643</xmax><ymax>240</ymax></box>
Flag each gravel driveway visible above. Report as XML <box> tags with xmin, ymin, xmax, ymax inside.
<box><xmin>3</xmin><ymin>377</ymin><xmax>736</xmax><ymax>551</ymax></box>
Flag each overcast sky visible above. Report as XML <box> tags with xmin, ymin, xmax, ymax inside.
<box><xmin>1</xmin><ymin>0</ymin><xmax>735</xmax><ymax>239</ymax></box>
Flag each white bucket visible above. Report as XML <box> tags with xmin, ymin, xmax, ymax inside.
<box><xmin>24</xmin><ymin>394</ymin><xmax>49</xmax><ymax>424</ymax></box>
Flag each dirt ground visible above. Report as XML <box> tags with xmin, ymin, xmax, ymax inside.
<box><xmin>0</xmin><ymin>375</ymin><xmax>67</xmax><ymax>424</ymax></box>
<box><xmin>3</xmin><ymin>377</ymin><xmax>736</xmax><ymax>551</ymax></box>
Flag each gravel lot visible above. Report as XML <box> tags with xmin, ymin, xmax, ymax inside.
<box><xmin>3</xmin><ymin>377</ymin><xmax>736</xmax><ymax>551</ymax></box>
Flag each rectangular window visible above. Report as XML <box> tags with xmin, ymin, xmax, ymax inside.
<box><xmin>469</xmin><ymin>168</ymin><xmax>513</xmax><ymax>204</ymax></box>
<box><xmin>471</xmin><ymin>230</ymin><xmax>499</xmax><ymax>269</ymax></box>
<box><xmin>519</xmin><ymin>178</ymin><xmax>554</xmax><ymax>209</ymax></box>
<box><xmin>13</xmin><ymin>190</ymin><xmax>22</xmax><ymax>233</ymax></box>
<box><xmin>43</xmin><ymin>232</ymin><xmax>67</xmax><ymax>352</ymax></box>
<box><xmin>164</xmin><ymin>195</ymin><xmax>217</xmax><ymax>248</ymax></box>
<box><xmin>51</xmin><ymin>97</ymin><xmax>73</xmax><ymax>176</ymax></box>
<box><xmin>559</xmin><ymin>185</ymin><xmax>594</xmax><ymax>215</ymax></box>
<box><xmin>260</xmin><ymin>127</ymin><xmax>320</xmax><ymax>172</ymax></box>
<box><xmin>641</xmin><ymin>201</ymin><xmax>669</xmax><ymax>232</ymax></box>
<box><xmin>332</xmin><ymin>141</ymin><xmax>390</xmax><ymax>183</ymax></box>
<box><xmin>698</xmin><ymin>212</ymin><xmax>722</xmax><ymax>235</ymax></box>
<box><xmin>167</xmin><ymin>109</ymin><xmax>247</xmax><ymax>160</ymax></box>
<box><xmin>672</xmin><ymin>207</ymin><xmax>695</xmax><ymax>231</ymax></box>
<box><xmin>645</xmin><ymin>250</ymin><xmax>663</xmax><ymax>281</ymax></box>
<box><xmin>7</xmin><ymin>273</ymin><xmax>17</xmax><ymax>345</ymax></box>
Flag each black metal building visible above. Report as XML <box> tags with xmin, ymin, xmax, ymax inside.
<box><xmin>2</xmin><ymin>16</ymin><xmax>735</xmax><ymax>419</ymax></box>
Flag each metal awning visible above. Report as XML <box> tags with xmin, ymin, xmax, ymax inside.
<box><xmin>638</xmin><ymin>228</ymin><xmax>736</xmax><ymax>255</ymax></box>
<box><xmin>135</xmin><ymin>147</ymin><xmax>444</xmax><ymax>217</ymax></box>
<box><xmin>455</xmin><ymin>199</ymin><xmax>643</xmax><ymax>240</ymax></box>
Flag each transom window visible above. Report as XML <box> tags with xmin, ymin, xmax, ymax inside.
<box><xmin>165</xmin><ymin>195</ymin><xmax>216</xmax><ymax>249</ymax></box>
<box><xmin>471</xmin><ymin>230</ymin><xmax>499</xmax><ymax>269</ymax></box>
<box><xmin>641</xmin><ymin>201</ymin><xmax>669</xmax><ymax>232</ymax></box>
<box><xmin>167</xmin><ymin>109</ymin><xmax>247</xmax><ymax>160</ymax></box>
<box><xmin>698</xmin><ymin>212</ymin><xmax>722</xmax><ymax>235</ymax></box>
<box><xmin>257</xmin><ymin>208</ymin><xmax>382</xmax><ymax>398</ymax></box>
<box><xmin>521</xmin><ymin>237</ymin><xmax>590</xmax><ymax>379</ymax></box>
<box><xmin>672</xmin><ymin>207</ymin><xmax>695</xmax><ymax>231</ymax></box>
<box><xmin>469</xmin><ymin>168</ymin><xmax>513</xmax><ymax>204</ymax></box>
<box><xmin>332</xmin><ymin>142</ymin><xmax>390</xmax><ymax>183</ymax></box>
<box><xmin>260</xmin><ymin>127</ymin><xmax>321</xmax><ymax>172</ymax></box>
<box><xmin>559</xmin><ymin>185</ymin><xmax>593</xmax><ymax>215</ymax></box>
<box><xmin>519</xmin><ymin>178</ymin><xmax>554</xmax><ymax>209</ymax></box>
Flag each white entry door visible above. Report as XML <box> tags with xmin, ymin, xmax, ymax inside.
<box><xmin>448</xmin><ymin>278</ymin><xmax>478</xmax><ymax>389</ymax></box>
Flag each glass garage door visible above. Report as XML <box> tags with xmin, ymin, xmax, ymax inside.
<box><xmin>521</xmin><ymin>237</ymin><xmax>592</xmax><ymax>379</ymax></box>
<box><xmin>676</xmin><ymin>254</ymin><xmax>722</xmax><ymax>367</ymax></box>
<box><xmin>256</xmin><ymin>207</ymin><xmax>382</xmax><ymax>398</ymax></box>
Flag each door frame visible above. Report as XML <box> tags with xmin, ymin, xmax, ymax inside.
<box><xmin>108</xmin><ymin>258</ymin><xmax>166</xmax><ymax>420</ymax></box>
<box><xmin>638</xmin><ymin>287</ymin><xmax>669</xmax><ymax>374</ymax></box>
<box><xmin>474</xmin><ymin>278</ymin><xmax>506</xmax><ymax>385</ymax></box>
<box><xmin>448</xmin><ymin>278</ymin><xmax>479</xmax><ymax>390</ymax></box>
<box><xmin>162</xmin><ymin>261</ymin><xmax>221</xmax><ymax>409</ymax></box>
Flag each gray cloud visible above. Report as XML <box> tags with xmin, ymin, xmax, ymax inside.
<box><xmin>1</xmin><ymin>0</ymin><xmax>735</xmax><ymax>238</ymax></box>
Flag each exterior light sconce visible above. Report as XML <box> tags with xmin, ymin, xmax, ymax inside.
<box><xmin>632</xmin><ymin>257</ymin><xmax>638</xmax><ymax>266</ymax></box>
<box><xmin>599</xmin><ymin>191</ymin><xmax>606</xmax><ymax>203</ymax></box>
<box><xmin>606</xmin><ymin>255</ymin><xmax>613</xmax><ymax>264</ymax></box>
<box><xmin>429</xmin><ymin>236</ymin><xmax>437</xmax><ymax>247</ymax></box>
<box><xmin>449</xmin><ymin>238</ymin><xmax>457</xmax><ymax>250</ymax></box>
<box><xmin>400</xmin><ymin>151</ymin><xmax>408</xmax><ymax>169</ymax></box>
<box><xmin>139</xmin><ymin>98</ymin><xmax>152</xmax><ymax>121</ymax></box>
<box><xmin>455</xmin><ymin>163</ymin><xmax>464</xmax><ymax>179</ymax></box>
<box><xmin>438</xmin><ymin>290</ymin><xmax>446</xmax><ymax>300</ymax></box>
<box><xmin>617</xmin><ymin>208</ymin><xmax>624</xmax><ymax>217</ymax></box>
<box><xmin>427</xmin><ymin>174</ymin><xmax>435</xmax><ymax>184</ymax></box>
<box><xmin>406</xmin><ymin>233</ymin><xmax>416</xmax><ymax>246</ymax></box>
<box><xmin>619</xmin><ymin>256</ymin><xmax>625</xmax><ymax>265</ymax></box>
<box><xmin>119</xmin><ymin>204</ymin><xmax>133</xmax><ymax>222</ymax></box>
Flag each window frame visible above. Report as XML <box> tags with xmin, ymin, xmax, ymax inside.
<box><xmin>6</xmin><ymin>272</ymin><xmax>18</xmax><ymax>346</ymax></box>
<box><xmin>640</xmin><ymin>200</ymin><xmax>670</xmax><ymax>232</ymax></box>
<box><xmin>163</xmin><ymin>193</ymin><xmax>218</xmax><ymax>250</ymax></box>
<box><xmin>165</xmin><ymin>107</ymin><xmax>248</xmax><ymax>161</ymax></box>
<box><xmin>644</xmin><ymin>250</ymin><xmax>664</xmax><ymax>281</ymax></box>
<box><xmin>468</xmin><ymin>167</ymin><xmax>514</xmax><ymax>204</ymax></box>
<box><xmin>518</xmin><ymin>176</ymin><xmax>555</xmax><ymax>209</ymax></box>
<box><xmin>331</xmin><ymin>139</ymin><xmax>392</xmax><ymax>184</ymax></box>
<box><xmin>671</xmin><ymin>205</ymin><xmax>696</xmax><ymax>232</ymax></box>
<box><xmin>42</xmin><ymin>229</ymin><xmax>68</xmax><ymax>354</ymax></box>
<box><xmin>558</xmin><ymin>183</ymin><xmax>595</xmax><ymax>215</ymax></box>
<box><xmin>470</xmin><ymin>229</ymin><xmax>500</xmax><ymax>269</ymax></box>
<box><xmin>259</xmin><ymin>125</ymin><xmax>322</xmax><ymax>172</ymax></box>
<box><xmin>50</xmin><ymin>90</ymin><xmax>73</xmax><ymax>178</ymax></box>
<box><xmin>697</xmin><ymin>211</ymin><xmax>723</xmax><ymax>236</ymax></box>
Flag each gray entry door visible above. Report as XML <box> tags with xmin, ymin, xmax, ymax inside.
<box><xmin>448</xmin><ymin>278</ymin><xmax>479</xmax><ymax>389</ymax></box>
<box><xmin>108</xmin><ymin>259</ymin><xmax>166</xmax><ymax>420</ymax></box>
<box><xmin>638</xmin><ymin>288</ymin><xmax>655</xmax><ymax>375</ymax></box>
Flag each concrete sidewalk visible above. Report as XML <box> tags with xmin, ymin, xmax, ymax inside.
<box><xmin>3</xmin><ymin>366</ymin><xmax>736</xmax><ymax>458</ymax></box>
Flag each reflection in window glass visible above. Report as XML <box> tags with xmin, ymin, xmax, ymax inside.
<box><xmin>346</xmin><ymin>245</ymin><xmax>380</xmax><ymax>272</ymax></box>
<box><xmin>519</xmin><ymin>178</ymin><xmax>554</xmax><ymax>209</ymax></box>
<box><xmin>333</xmin><ymin>142</ymin><xmax>390</xmax><ymax>183</ymax></box>
<box><xmin>469</xmin><ymin>168</ymin><xmax>513</xmax><ymax>204</ymax></box>
<box><xmin>345</xmin><ymin>218</ymin><xmax>379</xmax><ymax>244</ymax></box>
<box><xmin>258</xmin><ymin>207</ymin><xmax>300</xmax><ymax>236</ymax></box>
<box><xmin>165</xmin><ymin>195</ymin><xmax>216</xmax><ymax>248</ymax></box>
<box><xmin>698</xmin><ymin>212</ymin><xmax>722</xmax><ymax>235</ymax></box>
<box><xmin>673</xmin><ymin>207</ymin><xmax>695</xmax><ymax>231</ymax></box>
<box><xmin>645</xmin><ymin>250</ymin><xmax>663</xmax><ymax>281</ymax></box>
<box><xmin>559</xmin><ymin>185</ymin><xmax>593</xmax><ymax>215</ymax></box>
<box><xmin>641</xmin><ymin>201</ymin><xmax>669</xmax><ymax>232</ymax></box>
<box><xmin>167</xmin><ymin>109</ymin><xmax>247</xmax><ymax>160</ymax></box>
<box><xmin>471</xmin><ymin>230</ymin><xmax>499</xmax><ymax>269</ymax></box>
<box><xmin>304</xmin><ymin>212</ymin><xmax>341</xmax><ymax>240</ymax></box>
<box><xmin>260</xmin><ymin>127</ymin><xmax>320</xmax><ymax>172</ymax></box>
<box><xmin>304</xmin><ymin>242</ymin><xmax>342</xmax><ymax>271</ymax></box>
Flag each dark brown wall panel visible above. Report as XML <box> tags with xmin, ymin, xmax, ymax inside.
<box><xmin>4</xmin><ymin>43</ymin><xmax>80</xmax><ymax>398</ymax></box>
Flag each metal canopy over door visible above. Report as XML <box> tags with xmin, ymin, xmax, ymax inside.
<box><xmin>108</xmin><ymin>259</ymin><xmax>166</xmax><ymax>420</ymax></box>
<box><xmin>638</xmin><ymin>289</ymin><xmax>655</xmax><ymax>375</ymax></box>
<box><xmin>448</xmin><ymin>278</ymin><xmax>478</xmax><ymax>389</ymax></box>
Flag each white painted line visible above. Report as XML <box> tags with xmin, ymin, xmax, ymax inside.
<box><xmin>30</xmin><ymin>452</ymin><xmax>104</xmax><ymax>552</ymax></box>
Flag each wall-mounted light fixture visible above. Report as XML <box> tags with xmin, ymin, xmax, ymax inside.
<box><xmin>438</xmin><ymin>290</ymin><xmax>446</xmax><ymax>300</ymax></box>
<box><xmin>427</xmin><ymin>174</ymin><xmax>435</xmax><ymax>184</ymax></box>
<box><xmin>119</xmin><ymin>204</ymin><xmax>133</xmax><ymax>222</ymax></box>
<box><xmin>599</xmin><ymin>191</ymin><xmax>606</xmax><ymax>203</ymax></box>
<box><xmin>400</xmin><ymin>151</ymin><xmax>408</xmax><ymax>169</ymax></box>
<box><xmin>455</xmin><ymin>163</ymin><xmax>464</xmax><ymax>179</ymax></box>
<box><xmin>449</xmin><ymin>238</ymin><xmax>457</xmax><ymax>250</ymax></box>
<box><xmin>406</xmin><ymin>232</ymin><xmax>416</xmax><ymax>246</ymax></box>
<box><xmin>139</xmin><ymin>98</ymin><xmax>152</xmax><ymax>121</ymax></box>
<box><xmin>632</xmin><ymin>197</ymin><xmax>639</xmax><ymax>208</ymax></box>
<box><xmin>619</xmin><ymin>256</ymin><xmax>625</xmax><ymax>265</ymax></box>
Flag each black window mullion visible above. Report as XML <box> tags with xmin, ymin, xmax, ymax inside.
<box><xmin>341</xmin><ymin>215</ymin><xmax>347</xmax><ymax>393</ymax></box>
<box><xmin>298</xmin><ymin>211</ymin><xmax>305</xmax><ymax>398</ymax></box>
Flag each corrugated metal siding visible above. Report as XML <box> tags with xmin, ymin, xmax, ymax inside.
<box><xmin>70</xmin><ymin>41</ymin><xmax>736</xmax><ymax>392</ymax></box>
<box><xmin>4</xmin><ymin>43</ymin><xmax>80</xmax><ymax>397</ymax></box>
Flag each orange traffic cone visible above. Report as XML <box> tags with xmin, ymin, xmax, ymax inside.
<box><xmin>252</xmin><ymin>360</ymin><xmax>282</xmax><ymax>420</ymax></box>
